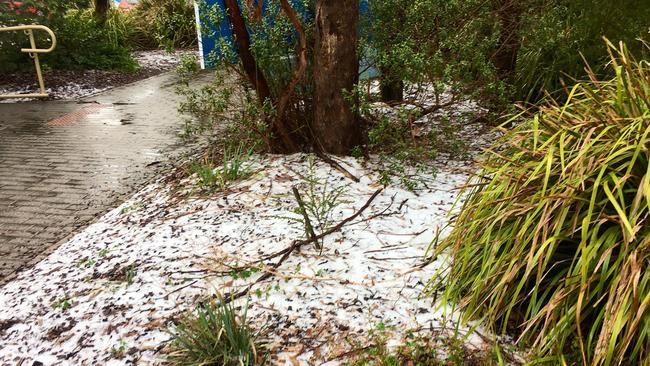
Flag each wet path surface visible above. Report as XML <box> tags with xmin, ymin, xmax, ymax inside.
<box><xmin>0</xmin><ymin>72</ymin><xmax>202</xmax><ymax>285</ymax></box>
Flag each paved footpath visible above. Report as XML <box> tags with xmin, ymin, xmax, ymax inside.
<box><xmin>0</xmin><ymin>72</ymin><xmax>204</xmax><ymax>285</ymax></box>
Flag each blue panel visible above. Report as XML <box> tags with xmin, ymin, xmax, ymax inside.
<box><xmin>196</xmin><ymin>0</ymin><xmax>375</xmax><ymax>78</ymax></box>
<box><xmin>195</xmin><ymin>0</ymin><xmax>235</xmax><ymax>68</ymax></box>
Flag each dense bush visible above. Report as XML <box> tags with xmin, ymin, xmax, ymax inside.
<box><xmin>47</xmin><ymin>8</ymin><xmax>139</xmax><ymax>71</ymax></box>
<box><xmin>0</xmin><ymin>1</ymin><xmax>137</xmax><ymax>72</ymax></box>
<box><xmin>365</xmin><ymin>0</ymin><xmax>650</xmax><ymax>106</ymax></box>
<box><xmin>429</xmin><ymin>41</ymin><xmax>650</xmax><ymax>365</ymax></box>
<box><xmin>133</xmin><ymin>0</ymin><xmax>197</xmax><ymax>50</ymax></box>
<box><xmin>515</xmin><ymin>0</ymin><xmax>650</xmax><ymax>101</ymax></box>
<box><xmin>0</xmin><ymin>0</ymin><xmax>199</xmax><ymax>72</ymax></box>
<box><xmin>364</xmin><ymin>0</ymin><xmax>504</xmax><ymax>104</ymax></box>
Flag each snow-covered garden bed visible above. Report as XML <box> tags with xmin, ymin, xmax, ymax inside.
<box><xmin>0</xmin><ymin>154</ymin><xmax>492</xmax><ymax>365</ymax></box>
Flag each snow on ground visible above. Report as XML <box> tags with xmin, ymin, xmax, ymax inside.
<box><xmin>0</xmin><ymin>50</ymin><xmax>196</xmax><ymax>103</ymax></box>
<box><xmin>133</xmin><ymin>50</ymin><xmax>195</xmax><ymax>72</ymax></box>
<box><xmin>0</xmin><ymin>154</ymin><xmax>485</xmax><ymax>365</ymax></box>
<box><xmin>0</xmin><ymin>84</ymin><xmax>110</xmax><ymax>104</ymax></box>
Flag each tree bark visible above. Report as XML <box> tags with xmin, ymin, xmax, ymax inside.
<box><xmin>312</xmin><ymin>0</ymin><xmax>361</xmax><ymax>155</ymax></box>
<box><xmin>94</xmin><ymin>0</ymin><xmax>110</xmax><ymax>24</ymax></box>
<box><xmin>493</xmin><ymin>0</ymin><xmax>523</xmax><ymax>80</ymax></box>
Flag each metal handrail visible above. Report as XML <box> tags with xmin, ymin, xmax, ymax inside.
<box><xmin>0</xmin><ymin>24</ymin><xmax>57</xmax><ymax>99</ymax></box>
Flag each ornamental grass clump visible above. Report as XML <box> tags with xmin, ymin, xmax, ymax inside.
<box><xmin>167</xmin><ymin>299</ymin><xmax>262</xmax><ymax>365</ymax></box>
<box><xmin>429</xmin><ymin>40</ymin><xmax>650</xmax><ymax>365</ymax></box>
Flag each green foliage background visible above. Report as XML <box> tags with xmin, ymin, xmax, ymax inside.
<box><xmin>133</xmin><ymin>0</ymin><xmax>197</xmax><ymax>50</ymax></box>
<box><xmin>365</xmin><ymin>0</ymin><xmax>650</xmax><ymax>104</ymax></box>
<box><xmin>0</xmin><ymin>0</ymin><xmax>197</xmax><ymax>73</ymax></box>
<box><xmin>0</xmin><ymin>1</ymin><xmax>137</xmax><ymax>72</ymax></box>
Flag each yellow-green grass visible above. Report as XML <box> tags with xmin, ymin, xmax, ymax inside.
<box><xmin>429</xmin><ymin>40</ymin><xmax>650</xmax><ymax>365</ymax></box>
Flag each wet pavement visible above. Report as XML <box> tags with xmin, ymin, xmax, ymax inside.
<box><xmin>0</xmin><ymin>72</ymin><xmax>204</xmax><ymax>285</ymax></box>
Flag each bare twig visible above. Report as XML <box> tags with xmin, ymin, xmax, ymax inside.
<box><xmin>316</xmin><ymin>152</ymin><xmax>360</xmax><ymax>182</ymax></box>
<box><xmin>292</xmin><ymin>186</ymin><xmax>320</xmax><ymax>251</ymax></box>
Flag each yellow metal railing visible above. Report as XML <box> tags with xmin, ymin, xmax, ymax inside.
<box><xmin>0</xmin><ymin>25</ymin><xmax>57</xmax><ymax>99</ymax></box>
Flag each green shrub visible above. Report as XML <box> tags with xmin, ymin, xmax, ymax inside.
<box><xmin>364</xmin><ymin>0</ymin><xmax>650</xmax><ymax>107</ymax></box>
<box><xmin>0</xmin><ymin>2</ymin><xmax>138</xmax><ymax>72</ymax></box>
<box><xmin>133</xmin><ymin>0</ymin><xmax>197</xmax><ymax>50</ymax></box>
<box><xmin>47</xmin><ymin>9</ymin><xmax>139</xmax><ymax>71</ymax></box>
<box><xmin>365</xmin><ymin>0</ymin><xmax>503</xmax><ymax>104</ymax></box>
<box><xmin>429</xmin><ymin>41</ymin><xmax>650</xmax><ymax>365</ymax></box>
<box><xmin>515</xmin><ymin>0</ymin><xmax>650</xmax><ymax>102</ymax></box>
<box><xmin>167</xmin><ymin>299</ymin><xmax>263</xmax><ymax>365</ymax></box>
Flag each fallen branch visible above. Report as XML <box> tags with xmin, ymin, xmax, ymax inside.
<box><xmin>220</xmin><ymin>188</ymin><xmax>383</xmax><ymax>303</ymax></box>
<box><xmin>317</xmin><ymin>152</ymin><xmax>360</xmax><ymax>182</ymax></box>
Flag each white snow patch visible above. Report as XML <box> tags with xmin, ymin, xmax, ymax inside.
<box><xmin>0</xmin><ymin>50</ymin><xmax>197</xmax><ymax>103</ymax></box>
<box><xmin>0</xmin><ymin>154</ymin><xmax>489</xmax><ymax>365</ymax></box>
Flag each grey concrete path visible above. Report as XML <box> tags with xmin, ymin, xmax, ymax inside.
<box><xmin>0</xmin><ymin>72</ymin><xmax>204</xmax><ymax>285</ymax></box>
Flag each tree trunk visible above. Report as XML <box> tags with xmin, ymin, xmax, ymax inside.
<box><xmin>223</xmin><ymin>0</ymin><xmax>271</xmax><ymax>103</ymax></box>
<box><xmin>493</xmin><ymin>0</ymin><xmax>523</xmax><ymax>80</ymax></box>
<box><xmin>312</xmin><ymin>0</ymin><xmax>361</xmax><ymax>155</ymax></box>
<box><xmin>224</xmin><ymin>0</ymin><xmax>298</xmax><ymax>152</ymax></box>
<box><xmin>94</xmin><ymin>0</ymin><xmax>110</xmax><ymax>24</ymax></box>
<box><xmin>380</xmin><ymin>71</ymin><xmax>404</xmax><ymax>102</ymax></box>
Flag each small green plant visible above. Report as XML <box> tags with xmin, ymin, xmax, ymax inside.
<box><xmin>110</xmin><ymin>340</ymin><xmax>128</xmax><ymax>359</ymax></box>
<box><xmin>190</xmin><ymin>161</ymin><xmax>222</xmax><ymax>192</ymax></box>
<box><xmin>189</xmin><ymin>144</ymin><xmax>252</xmax><ymax>194</ymax></box>
<box><xmin>176</xmin><ymin>53</ymin><xmax>200</xmax><ymax>83</ymax></box>
<box><xmin>167</xmin><ymin>298</ymin><xmax>263</xmax><ymax>365</ymax></box>
<box><xmin>77</xmin><ymin>258</ymin><xmax>96</xmax><ymax>268</ymax></box>
<box><xmin>125</xmin><ymin>266</ymin><xmax>136</xmax><ymax>286</ymax></box>
<box><xmin>350</xmin><ymin>145</ymin><xmax>364</xmax><ymax>159</ymax></box>
<box><xmin>52</xmin><ymin>297</ymin><xmax>72</xmax><ymax>311</ymax></box>
<box><xmin>229</xmin><ymin>266</ymin><xmax>261</xmax><ymax>280</ymax></box>
<box><xmin>221</xmin><ymin>144</ymin><xmax>253</xmax><ymax>181</ymax></box>
<box><xmin>120</xmin><ymin>202</ymin><xmax>144</xmax><ymax>214</ymax></box>
<box><xmin>288</xmin><ymin>155</ymin><xmax>349</xmax><ymax>249</ymax></box>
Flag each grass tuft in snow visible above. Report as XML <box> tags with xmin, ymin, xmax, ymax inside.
<box><xmin>189</xmin><ymin>144</ymin><xmax>253</xmax><ymax>194</ymax></box>
<box><xmin>167</xmin><ymin>298</ymin><xmax>263</xmax><ymax>365</ymax></box>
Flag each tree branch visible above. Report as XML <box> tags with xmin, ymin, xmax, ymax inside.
<box><xmin>273</xmin><ymin>0</ymin><xmax>308</xmax><ymax>151</ymax></box>
<box><xmin>292</xmin><ymin>186</ymin><xmax>320</xmax><ymax>251</ymax></box>
<box><xmin>223</xmin><ymin>0</ymin><xmax>271</xmax><ymax>104</ymax></box>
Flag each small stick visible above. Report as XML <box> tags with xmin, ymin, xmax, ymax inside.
<box><xmin>317</xmin><ymin>152</ymin><xmax>360</xmax><ymax>182</ymax></box>
<box><xmin>292</xmin><ymin>186</ymin><xmax>320</xmax><ymax>251</ymax></box>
